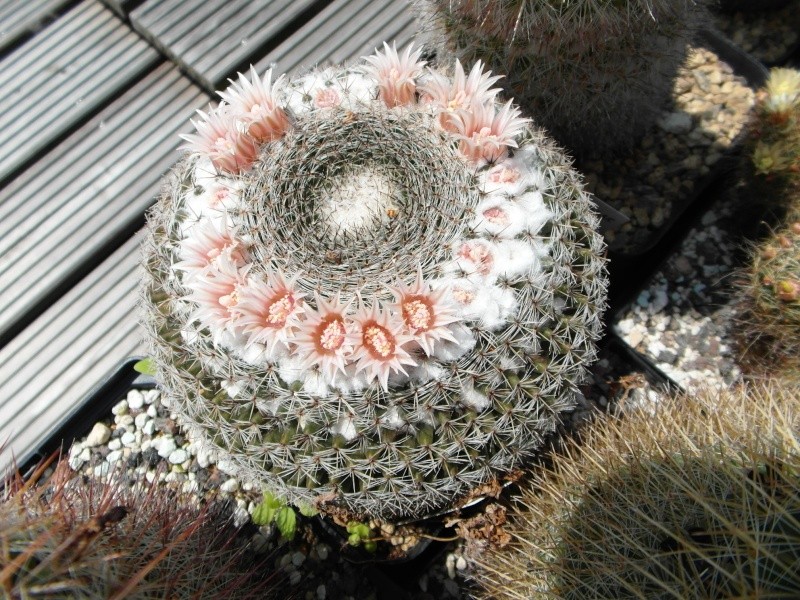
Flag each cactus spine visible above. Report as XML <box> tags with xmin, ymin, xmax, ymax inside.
<box><xmin>413</xmin><ymin>0</ymin><xmax>709</xmax><ymax>157</ymax></box>
<box><xmin>0</xmin><ymin>458</ymin><xmax>282</xmax><ymax>598</ymax></box>
<box><xmin>141</xmin><ymin>46</ymin><xmax>607</xmax><ymax>523</ymax></box>
<box><xmin>474</xmin><ymin>382</ymin><xmax>800</xmax><ymax>600</ymax></box>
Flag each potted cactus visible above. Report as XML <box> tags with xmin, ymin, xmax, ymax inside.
<box><xmin>473</xmin><ymin>381</ymin><xmax>800</xmax><ymax>599</ymax></box>
<box><xmin>413</xmin><ymin>0</ymin><xmax>710</xmax><ymax>157</ymax></box>
<box><xmin>140</xmin><ymin>43</ymin><xmax>608</xmax><ymax>546</ymax></box>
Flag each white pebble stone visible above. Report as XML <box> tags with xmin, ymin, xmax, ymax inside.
<box><xmin>156</xmin><ymin>437</ymin><xmax>176</xmax><ymax>458</ymax></box>
<box><xmin>217</xmin><ymin>458</ymin><xmax>237</xmax><ymax>476</ymax></box>
<box><xmin>290</xmin><ymin>571</ymin><xmax>302</xmax><ymax>586</ymax></box>
<box><xmin>168</xmin><ymin>449</ymin><xmax>188</xmax><ymax>464</ymax></box>
<box><xmin>127</xmin><ymin>390</ymin><xmax>145</xmax><ymax>410</ymax></box>
<box><xmin>111</xmin><ymin>400</ymin><xmax>129</xmax><ymax>416</ymax></box>
<box><xmin>69</xmin><ymin>442</ymin><xmax>84</xmax><ymax>458</ymax></box>
<box><xmin>446</xmin><ymin>553</ymin><xmax>456</xmax><ymax>579</ymax></box>
<box><xmin>165</xmin><ymin>471</ymin><xmax>179</xmax><ymax>483</ymax></box>
<box><xmin>142</xmin><ymin>420</ymin><xmax>155</xmax><ymax>436</ymax></box>
<box><xmin>147</xmin><ymin>404</ymin><xmax>158</xmax><ymax>418</ymax></box>
<box><xmin>93</xmin><ymin>463</ymin><xmax>110</xmax><ymax>477</ymax></box>
<box><xmin>121</xmin><ymin>432</ymin><xmax>136</xmax><ymax>447</ymax></box>
<box><xmin>144</xmin><ymin>389</ymin><xmax>160</xmax><ymax>404</ymax></box>
<box><xmin>196</xmin><ymin>445</ymin><xmax>216</xmax><ymax>468</ymax></box>
<box><xmin>316</xmin><ymin>584</ymin><xmax>327</xmax><ymax>600</ymax></box>
<box><xmin>115</xmin><ymin>414</ymin><xmax>134</xmax><ymax>428</ymax></box>
<box><xmin>85</xmin><ymin>423</ymin><xmax>111</xmax><ymax>447</ymax></box>
<box><xmin>134</xmin><ymin>412</ymin><xmax>149</xmax><ymax>429</ymax></box>
<box><xmin>182</xmin><ymin>480</ymin><xmax>199</xmax><ymax>495</ymax></box>
<box><xmin>233</xmin><ymin>504</ymin><xmax>249</xmax><ymax>528</ymax></box>
<box><xmin>456</xmin><ymin>556</ymin><xmax>467</xmax><ymax>571</ymax></box>
<box><xmin>108</xmin><ymin>438</ymin><xmax>122</xmax><ymax>451</ymax></box>
<box><xmin>220</xmin><ymin>478</ymin><xmax>239</xmax><ymax>493</ymax></box>
<box><xmin>292</xmin><ymin>552</ymin><xmax>306</xmax><ymax>567</ymax></box>
<box><xmin>106</xmin><ymin>450</ymin><xmax>122</xmax><ymax>464</ymax></box>
<box><xmin>141</xmin><ymin>439</ymin><xmax>152</xmax><ymax>452</ymax></box>
<box><xmin>145</xmin><ymin>470</ymin><xmax>156</xmax><ymax>484</ymax></box>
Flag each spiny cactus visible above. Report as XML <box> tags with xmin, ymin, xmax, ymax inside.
<box><xmin>737</xmin><ymin>216</ymin><xmax>800</xmax><ymax>375</ymax></box>
<box><xmin>413</xmin><ymin>0</ymin><xmax>709</xmax><ymax>157</ymax></box>
<box><xmin>141</xmin><ymin>44</ymin><xmax>607</xmax><ymax>523</ymax></box>
<box><xmin>747</xmin><ymin>67</ymin><xmax>800</xmax><ymax>194</ymax></box>
<box><xmin>474</xmin><ymin>381</ymin><xmax>800</xmax><ymax>600</ymax></box>
<box><xmin>1</xmin><ymin>457</ymin><xmax>283</xmax><ymax>599</ymax></box>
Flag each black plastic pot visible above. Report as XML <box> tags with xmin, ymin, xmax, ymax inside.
<box><xmin>19</xmin><ymin>357</ymin><xmax>155</xmax><ymax>477</ymax></box>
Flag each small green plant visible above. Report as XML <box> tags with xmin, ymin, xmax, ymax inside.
<box><xmin>251</xmin><ymin>491</ymin><xmax>298</xmax><ymax>541</ymax></box>
<box><xmin>473</xmin><ymin>381</ymin><xmax>800</xmax><ymax>600</ymax></box>
<box><xmin>414</xmin><ymin>0</ymin><xmax>710</xmax><ymax>157</ymax></box>
<box><xmin>346</xmin><ymin>521</ymin><xmax>378</xmax><ymax>553</ymax></box>
<box><xmin>0</xmin><ymin>457</ymin><xmax>284</xmax><ymax>599</ymax></box>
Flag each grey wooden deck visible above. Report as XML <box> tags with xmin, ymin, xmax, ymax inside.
<box><xmin>0</xmin><ymin>0</ymin><xmax>417</xmax><ymax>473</ymax></box>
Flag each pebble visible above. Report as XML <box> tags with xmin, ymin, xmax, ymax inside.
<box><xmin>106</xmin><ymin>450</ymin><xmax>123</xmax><ymax>464</ymax></box>
<box><xmin>168</xmin><ymin>449</ymin><xmax>188</xmax><ymax>465</ymax></box>
<box><xmin>121</xmin><ymin>431</ymin><xmax>137</xmax><ymax>447</ymax></box>
<box><xmin>108</xmin><ymin>438</ymin><xmax>122</xmax><ymax>451</ymax></box>
<box><xmin>85</xmin><ymin>423</ymin><xmax>111</xmax><ymax>447</ymax></box>
<box><xmin>316</xmin><ymin>584</ymin><xmax>327</xmax><ymax>600</ymax></box>
<box><xmin>657</xmin><ymin>111</ymin><xmax>693</xmax><ymax>135</ymax></box>
<box><xmin>155</xmin><ymin>437</ymin><xmax>177</xmax><ymax>459</ymax></box>
<box><xmin>134</xmin><ymin>412</ymin><xmax>149</xmax><ymax>429</ymax></box>
<box><xmin>220</xmin><ymin>478</ymin><xmax>239</xmax><ymax>493</ymax></box>
<box><xmin>128</xmin><ymin>390</ymin><xmax>145</xmax><ymax>410</ymax></box>
<box><xmin>111</xmin><ymin>399</ymin><xmax>128</xmax><ymax>416</ymax></box>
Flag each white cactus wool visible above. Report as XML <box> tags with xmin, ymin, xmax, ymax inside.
<box><xmin>142</xmin><ymin>43</ymin><xmax>608</xmax><ymax>521</ymax></box>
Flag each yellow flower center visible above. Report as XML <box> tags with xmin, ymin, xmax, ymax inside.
<box><xmin>318</xmin><ymin>317</ymin><xmax>346</xmax><ymax>352</ymax></box>
<box><xmin>267</xmin><ymin>293</ymin><xmax>294</xmax><ymax>325</ymax></box>
<box><xmin>364</xmin><ymin>324</ymin><xmax>394</xmax><ymax>359</ymax></box>
<box><xmin>402</xmin><ymin>297</ymin><xmax>433</xmax><ymax>332</ymax></box>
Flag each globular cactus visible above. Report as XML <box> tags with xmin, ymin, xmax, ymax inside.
<box><xmin>747</xmin><ymin>67</ymin><xmax>800</xmax><ymax>195</ymax></box>
<box><xmin>141</xmin><ymin>44</ymin><xmax>607</xmax><ymax>523</ymax></box>
<box><xmin>474</xmin><ymin>381</ymin><xmax>800</xmax><ymax>600</ymax></box>
<box><xmin>1</xmin><ymin>457</ymin><xmax>283</xmax><ymax>599</ymax></box>
<box><xmin>737</xmin><ymin>217</ymin><xmax>800</xmax><ymax>375</ymax></box>
<box><xmin>412</xmin><ymin>0</ymin><xmax>709</xmax><ymax>157</ymax></box>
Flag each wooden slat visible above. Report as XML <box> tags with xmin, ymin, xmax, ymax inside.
<box><xmin>0</xmin><ymin>234</ymin><xmax>143</xmax><ymax>474</ymax></box>
<box><xmin>256</xmin><ymin>0</ymin><xmax>418</xmax><ymax>75</ymax></box>
<box><xmin>130</xmin><ymin>0</ymin><xmax>321</xmax><ymax>91</ymax></box>
<box><xmin>0</xmin><ymin>0</ymin><xmax>160</xmax><ymax>184</ymax></box>
<box><xmin>0</xmin><ymin>0</ymin><xmax>71</xmax><ymax>53</ymax></box>
<box><xmin>0</xmin><ymin>62</ymin><xmax>209</xmax><ymax>346</ymax></box>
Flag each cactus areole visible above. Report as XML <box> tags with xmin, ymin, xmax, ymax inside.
<box><xmin>142</xmin><ymin>44</ymin><xmax>608</xmax><ymax>521</ymax></box>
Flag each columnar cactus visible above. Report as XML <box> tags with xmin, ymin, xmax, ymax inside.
<box><xmin>474</xmin><ymin>382</ymin><xmax>800</xmax><ymax>600</ymax></box>
<box><xmin>1</xmin><ymin>458</ymin><xmax>281</xmax><ymax>598</ymax></box>
<box><xmin>141</xmin><ymin>44</ymin><xmax>607</xmax><ymax>522</ymax></box>
<box><xmin>413</xmin><ymin>0</ymin><xmax>709</xmax><ymax>156</ymax></box>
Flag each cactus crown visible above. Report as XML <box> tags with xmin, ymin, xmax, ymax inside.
<box><xmin>414</xmin><ymin>0</ymin><xmax>709</xmax><ymax>156</ymax></box>
<box><xmin>475</xmin><ymin>382</ymin><xmax>800</xmax><ymax>600</ymax></box>
<box><xmin>142</xmin><ymin>44</ymin><xmax>607</xmax><ymax>522</ymax></box>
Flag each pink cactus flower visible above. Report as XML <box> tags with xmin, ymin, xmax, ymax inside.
<box><xmin>186</xmin><ymin>255</ymin><xmax>251</xmax><ymax>336</ymax></box>
<box><xmin>487</xmin><ymin>164</ymin><xmax>521</xmax><ymax>185</ymax></box>
<box><xmin>218</xmin><ymin>66</ymin><xmax>290</xmax><ymax>143</ymax></box>
<box><xmin>363</xmin><ymin>42</ymin><xmax>426</xmax><ymax>108</ymax></box>
<box><xmin>175</xmin><ymin>218</ymin><xmax>247</xmax><ymax>276</ymax></box>
<box><xmin>389</xmin><ymin>270</ymin><xmax>463</xmax><ymax>356</ymax></box>
<box><xmin>350</xmin><ymin>301</ymin><xmax>417</xmax><ymax>391</ymax></box>
<box><xmin>452</xmin><ymin>100</ymin><xmax>529</xmax><ymax>164</ymax></box>
<box><xmin>457</xmin><ymin>240</ymin><xmax>495</xmax><ymax>276</ymax></box>
<box><xmin>420</xmin><ymin>60</ymin><xmax>502</xmax><ymax>131</ymax></box>
<box><xmin>181</xmin><ymin>107</ymin><xmax>258</xmax><ymax>174</ymax></box>
<box><xmin>294</xmin><ymin>293</ymin><xmax>354</xmax><ymax>382</ymax></box>
<box><xmin>233</xmin><ymin>270</ymin><xmax>305</xmax><ymax>352</ymax></box>
<box><xmin>315</xmin><ymin>87</ymin><xmax>342</xmax><ymax>108</ymax></box>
